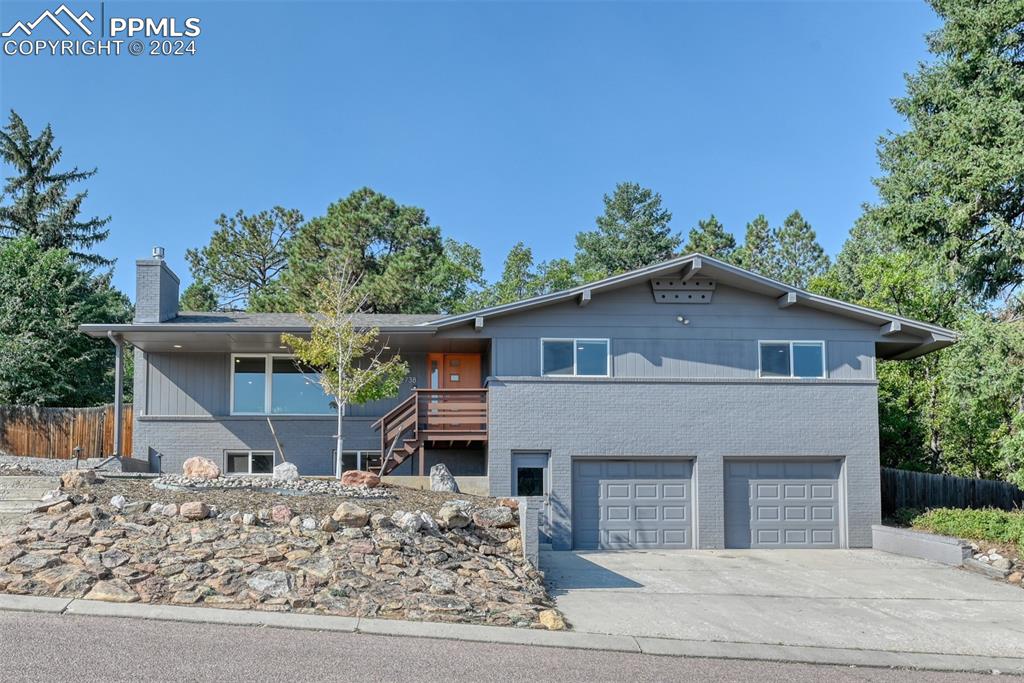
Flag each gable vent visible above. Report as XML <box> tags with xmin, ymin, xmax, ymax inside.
<box><xmin>650</xmin><ymin>276</ymin><xmax>716</xmax><ymax>304</ymax></box>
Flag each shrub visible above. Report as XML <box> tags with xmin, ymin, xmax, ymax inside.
<box><xmin>911</xmin><ymin>508</ymin><xmax>1024</xmax><ymax>550</ymax></box>
<box><xmin>892</xmin><ymin>507</ymin><xmax>923</xmax><ymax>527</ymax></box>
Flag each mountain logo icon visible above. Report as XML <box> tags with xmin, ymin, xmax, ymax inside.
<box><xmin>2</xmin><ymin>4</ymin><xmax>95</xmax><ymax>37</ymax></box>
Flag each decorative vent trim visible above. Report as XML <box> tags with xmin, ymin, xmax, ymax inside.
<box><xmin>650</xmin><ymin>276</ymin><xmax>716</xmax><ymax>304</ymax></box>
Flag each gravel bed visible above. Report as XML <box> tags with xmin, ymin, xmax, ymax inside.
<box><xmin>80</xmin><ymin>477</ymin><xmax>484</xmax><ymax>521</ymax></box>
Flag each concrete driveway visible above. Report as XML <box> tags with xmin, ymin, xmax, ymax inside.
<box><xmin>542</xmin><ymin>549</ymin><xmax>1024</xmax><ymax>660</ymax></box>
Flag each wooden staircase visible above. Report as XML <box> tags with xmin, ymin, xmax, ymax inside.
<box><xmin>372</xmin><ymin>388</ymin><xmax>487</xmax><ymax>476</ymax></box>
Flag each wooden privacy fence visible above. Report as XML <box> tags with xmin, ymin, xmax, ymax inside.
<box><xmin>0</xmin><ymin>404</ymin><xmax>133</xmax><ymax>459</ymax></box>
<box><xmin>880</xmin><ymin>466</ymin><xmax>1024</xmax><ymax>514</ymax></box>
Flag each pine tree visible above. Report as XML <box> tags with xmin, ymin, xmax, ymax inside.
<box><xmin>179</xmin><ymin>281</ymin><xmax>219</xmax><ymax>312</ymax></box>
<box><xmin>0</xmin><ymin>110</ymin><xmax>111</xmax><ymax>266</ymax></box>
<box><xmin>185</xmin><ymin>207</ymin><xmax>301</xmax><ymax>310</ymax></box>
<box><xmin>683</xmin><ymin>214</ymin><xmax>737</xmax><ymax>261</ymax></box>
<box><xmin>736</xmin><ymin>214</ymin><xmax>777</xmax><ymax>276</ymax></box>
<box><xmin>575</xmin><ymin>182</ymin><xmax>679</xmax><ymax>277</ymax></box>
<box><xmin>773</xmin><ymin>211</ymin><xmax>830</xmax><ymax>288</ymax></box>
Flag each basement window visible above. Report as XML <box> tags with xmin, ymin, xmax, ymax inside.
<box><xmin>225</xmin><ymin>450</ymin><xmax>275</xmax><ymax>475</ymax></box>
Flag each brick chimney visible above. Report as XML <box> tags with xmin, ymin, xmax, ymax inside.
<box><xmin>135</xmin><ymin>246</ymin><xmax>180</xmax><ymax>322</ymax></box>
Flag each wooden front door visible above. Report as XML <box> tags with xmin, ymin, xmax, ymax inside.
<box><xmin>427</xmin><ymin>353</ymin><xmax>482</xmax><ymax>389</ymax></box>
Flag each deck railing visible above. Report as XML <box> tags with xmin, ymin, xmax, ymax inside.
<box><xmin>372</xmin><ymin>388</ymin><xmax>488</xmax><ymax>474</ymax></box>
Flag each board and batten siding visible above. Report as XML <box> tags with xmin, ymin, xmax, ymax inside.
<box><xmin>141</xmin><ymin>351</ymin><xmax>427</xmax><ymax>418</ymax></box>
<box><xmin>483</xmin><ymin>283</ymin><xmax>879</xmax><ymax>380</ymax></box>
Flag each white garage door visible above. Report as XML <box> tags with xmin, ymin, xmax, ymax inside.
<box><xmin>725</xmin><ymin>459</ymin><xmax>843</xmax><ymax>549</ymax></box>
<box><xmin>572</xmin><ymin>459</ymin><xmax>693</xmax><ymax>550</ymax></box>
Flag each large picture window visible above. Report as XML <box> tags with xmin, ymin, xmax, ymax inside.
<box><xmin>541</xmin><ymin>339</ymin><xmax>610</xmax><ymax>377</ymax></box>
<box><xmin>758</xmin><ymin>341</ymin><xmax>826</xmax><ymax>379</ymax></box>
<box><xmin>231</xmin><ymin>355</ymin><xmax>333</xmax><ymax>415</ymax></box>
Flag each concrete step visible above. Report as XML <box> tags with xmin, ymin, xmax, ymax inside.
<box><xmin>0</xmin><ymin>477</ymin><xmax>59</xmax><ymax>501</ymax></box>
<box><xmin>0</xmin><ymin>500</ymin><xmax>38</xmax><ymax>514</ymax></box>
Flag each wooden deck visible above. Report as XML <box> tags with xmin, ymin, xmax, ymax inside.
<box><xmin>371</xmin><ymin>388</ymin><xmax>487</xmax><ymax>475</ymax></box>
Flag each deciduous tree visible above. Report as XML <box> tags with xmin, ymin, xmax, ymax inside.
<box><xmin>282</xmin><ymin>257</ymin><xmax>408</xmax><ymax>477</ymax></box>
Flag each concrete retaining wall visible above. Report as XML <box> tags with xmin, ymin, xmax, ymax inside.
<box><xmin>518</xmin><ymin>497</ymin><xmax>539</xmax><ymax>567</ymax></box>
<box><xmin>872</xmin><ymin>525</ymin><xmax>971</xmax><ymax>566</ymax></box>
<box><xmin>380</xmin><ymin>476</ymin><xmax>490</xmax><ymax>497</ymax></box>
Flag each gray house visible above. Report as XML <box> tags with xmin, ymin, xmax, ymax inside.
<box><xmin>82</xmin><ymin>250</ymin><xmax>955</xmax><ymax>551</ymax></box>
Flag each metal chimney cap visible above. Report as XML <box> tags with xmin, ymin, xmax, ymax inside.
<box><xmin>152</xmin><ymin>246</ymin><xmax>165</xmax><ymax>259</ymax></box>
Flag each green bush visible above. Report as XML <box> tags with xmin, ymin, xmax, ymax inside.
<box><xmin>892</xmin><ymin>507</ymin><xmax>923</xmax><ymax>527</ymax></box>
<box><xmin>911</xmin><ymin>508</ymin><xmax>1024</xmax><ymax>550</ymax></box>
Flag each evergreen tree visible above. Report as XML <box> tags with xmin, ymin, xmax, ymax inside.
<box><xmin>0</xmin><ymin>110</ymin><xmax>111</xmax><ymax>266</ymax></box>
<box><xmin>736</xmin><ymin>214</ymin><xmax>777</xmax><ymax>276</ymax></box>
<box><xmin>185</xmin><ymin>207</ymin><xmax>301</xmax><ymax>310</ymax></box>
<box><xmin>575</xmin><ymin>182</ymin><xmax>679</xmax><ymax>277</ymax></box>
<box><xmin>683</xmin><ymin>214</ymin><xmax>737</xmax><ymax>261</ymax></box>
<box><xmin>0</xmin><ymin>238</ymin><xmax>131</xmax><ymax>405</ymax></box>
<box><xmin>772</xmin><ymin>211</ymin><xmax>830</xmax><ymax>288</ymax></box>
<box><xmin>179</xmin><ymin>281</ymin><xmax>219</xmax><ymax>312</ymax></box>
<box><xmin>868</xmin><ymin>0</ymin><xmax>1024</xmax><ymax>299</ymax></box>
<box><xmin>262</xmin><ymin>188</ymin><xmax>474</xmax><ymax>314</ymax></box>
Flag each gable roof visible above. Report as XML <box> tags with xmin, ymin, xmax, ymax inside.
<box><xmin>81</xmin><ymin>253</ymin><xmax>956</xmax><ymax>360</ymax></box>
<box><xmin>424</xmin><ymin>253</ymin><xmax>957</xmax><ymax>360</ymax></box>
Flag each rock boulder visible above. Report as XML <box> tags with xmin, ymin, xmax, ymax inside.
<box><xmin>179</xmin><ymin>501</ymin><xmax>210</xmax><ymax>520</ymax></box>
<box><xmin>270</xmin><ymin>504</ymin><xmax>294</xmax><ymax>525</ymax></box>
<box><xmin>341</xmin><ymin>470</ymin><xmax>381</xmax><ymax>488</ymax></box>
<box><xmin>437</xmin><ymin>503</ymin><xmax>471</xmax><ymax>529</ymax></box>
<box><xmin>182</xmin><ymin>457</ymin><xmax>221</xmax><ymax>480</ymax></box>
<box><xmin>332</xmin><ymin>502</ymin><xmax>370</xmax><ymax>527</ymax></box>
<box><xmin>60</xmin><ymin>469</ymin><xmax>96</xmax><ymax>489</ymax></box>
<box><xmin>429</xmin><ymin>464</ymin><xmax>459</xmax><ymax>493</ymax></box>
<box><xmin>473</xmin><ymin>506</ymin><xmax>516</xmax><ymax>529</ymax></box>
<box><xmin>272</xmin><ymin>462</ymin><xmax>299</xmax><ymax>482</ymax></box>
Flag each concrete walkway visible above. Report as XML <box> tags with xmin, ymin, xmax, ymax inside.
<box><xmin>543</xmin><ymin>549</ymin><xmax>1024</xmax><ymax>667</ymax></box>
<box><xmin>0</xmin><ymin>476</ymin><xmax>58</xmax><ymax>522</ymax></box>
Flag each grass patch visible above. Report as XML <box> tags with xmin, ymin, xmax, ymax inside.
<box><xmin>909</xmin><ymin>507</ymin><xmax>1024</xmax><ymax>552</ymax></box>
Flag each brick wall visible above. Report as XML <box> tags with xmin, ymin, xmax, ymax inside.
<box><xmin>487</xmin><ymin>377</ymin><xmax>880</xmax><ymax>550</ymax></box>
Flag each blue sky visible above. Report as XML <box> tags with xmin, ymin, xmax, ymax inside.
<box><xmin>0</xmin><ymin>1</ymin><xmax>938</xmax><ymax>299</ymax></box>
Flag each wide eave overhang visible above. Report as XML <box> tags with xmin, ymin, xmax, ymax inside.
<box><xmin>80</xmin><ymin>322</ymin><xmax>438</xmax><ymax>352</ymax></box>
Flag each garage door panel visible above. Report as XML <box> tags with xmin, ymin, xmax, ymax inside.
<box><xmin>725</xmin><ymin>459</ymin><xmax>842</xmax><ymax>549</ymax></box>
<box><xmin>572</xmin><ymin>460</ymin><xmax>693</xmax><ymax>550</ymax></box>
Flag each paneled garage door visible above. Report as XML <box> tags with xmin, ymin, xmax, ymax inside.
<box><xmin>572</xmin><ymin>459</ymin><xmax>693</xmax><ymax>550</ymax></box>
<box><xmin>725</xmin><ymin>459</ymin><xmax>843</xmax><ymax>549</ymax></box>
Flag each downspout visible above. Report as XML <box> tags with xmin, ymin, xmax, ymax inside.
<box><xmin>107</xmin><ymin>331</ymin><xmax>124</xmax><ymax>459</ymax></box>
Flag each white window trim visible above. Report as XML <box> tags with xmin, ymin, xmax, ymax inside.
<box><xmin>224</xmin><ymin>449</ymin><xmax>276</xmax><ymax>476</ymax></box>
<box><xmin>230</xmin><ymin>353</ymin><xmax>334</xmax><ymax>416</ymax></box>
<box><xmin>757</xmin><ymin>340</ymin><xmax>827</xmax><ymax>379</ymax></box>
<box><xmin>540</xmin><ymin>338</ymin><xmax>611</xmax><ymax>377</ymax></box>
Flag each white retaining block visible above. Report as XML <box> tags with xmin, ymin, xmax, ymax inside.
<box><xmin>872</xmin><ymin>525</ymin><xmax>971</xmax><ymax>566</ymax></box>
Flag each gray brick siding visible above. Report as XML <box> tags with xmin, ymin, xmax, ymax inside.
<box><xmin>135</xmin><ymin>259</ymin><xmax>179</xmax><ymax>323</ymax></box>
<box><xmin>487</xmin><ymin>377</ymin><xmax>880</xmax><ymax>550</ymax></box>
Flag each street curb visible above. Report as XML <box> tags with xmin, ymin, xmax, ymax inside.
<box><xmin>2</xmin><ymin>594</ymin><xmax>1024</xmax><ymax>674</ymax></box>
<box><xmin>633</xmin><ymin>636</ymin><xmax>1024</xmax><ymax>674</ymax></box>
<box><xmin>0</xmin><ymin>594</ymin><xmax>72</xmax><ymax>614</ymax></box>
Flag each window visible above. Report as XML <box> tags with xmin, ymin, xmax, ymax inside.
<box><xmin>758</xmin><ymin>341</ymin><xmax>825</xmax><ymax>378</ymax></box>
<box><xmin>340</xmin><ymin>451</ymin><xmax>380</xmax><ymax>473</ymax></box>
<box><xmin>541</xmin><ymin>339</ymin><xmax>609</xmax><ymax>377</ymax></box>
<box><xmin>516</xmin><ymin>467</ymin><xmax>545</xmax><ymax>496</ymax></box>
<box><xmin>513</xmin><ymin>452</ymin><xmax>548</xmax><ymax>497</ymax></box>
<box><xmin>231</xmin><ymin>355</ymin><xmax>333</xmax><ymax>415</ymax></box>
<box><xmin>226</xmin><ymin>450</ymin><xmax>274</xmax><ymax>475</ymax></box>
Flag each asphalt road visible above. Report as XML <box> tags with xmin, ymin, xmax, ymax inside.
<box><xmin>0</xmin><ymin>611</ymin><xmax>1000</xmax><ymax>682</ymax></box>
